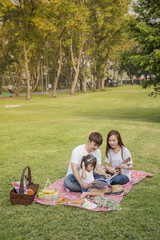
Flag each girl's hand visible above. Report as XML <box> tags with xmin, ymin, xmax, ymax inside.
<box><xmin>82</xmin><ymin>161</ymin><xmax>85</xmax><ymax>169</ymax></box>
<box><xmin>81</xmin><ymin>182</ymin><xmax>90</xmax><ymax>189</ymax></box>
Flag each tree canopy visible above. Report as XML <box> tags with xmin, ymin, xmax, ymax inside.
<box><xmin>1</xmin><ymin>0</ymin><xmax>159</xmax><ymax>98</ymax></box>
<box><xmin>124</xmin><ymin>0</ymin><xmax>160</xmax><ymax>95</ymax></box>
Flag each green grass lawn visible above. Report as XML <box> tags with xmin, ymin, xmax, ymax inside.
<box><xmin>0</xmin><ymin>85</ymin><xmax>160</xmax><ymax>240</ymax></box>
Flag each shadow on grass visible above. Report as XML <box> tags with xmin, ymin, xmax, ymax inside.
<box><xmin>74</xmin><ymin>107</ymin><xmax>160</xmax><ymax>123</ymax></box>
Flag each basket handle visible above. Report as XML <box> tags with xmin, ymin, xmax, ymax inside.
<box><xmin>19</xmin><ymin>166</ymin><xmax>32</xmax><ymax>194</ymax></box>
<box><xmin>44</xmin><ymin>178</ymin><xmax>52</xmax><ymax>189</ymax></box>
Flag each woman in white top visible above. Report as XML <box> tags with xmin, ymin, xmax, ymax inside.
<box><xmin>105</xmin><ymin>130</ymin><xmax>133</xmax><ymax>185</ymax></box>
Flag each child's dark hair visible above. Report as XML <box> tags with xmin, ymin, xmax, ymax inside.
<box><xmin>89</xmin><ymin>132</ymin><xmax>103</xmax><ymax>146</ymax></box>
<box><xmin>106</xmin><ymin>130</ymin><xmax>124</xmax><ymax>157</ymax></box>
<box><xmin>80</xmin><ymin>154</ymin><xmax>97</xmax><ymax>170</ymax></box>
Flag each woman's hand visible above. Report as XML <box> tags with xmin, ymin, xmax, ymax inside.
<box><xmin>114</xmin><ymin>167</ymin><xmax>121</xmax><ymax>174</ymax></box>
<box><xmin>118</xmin><ymin>162</ymin><xmax>133</xmax><ymax>170</ymax></box>
<box><xmin>108</xmin><ymin>168</ymin><xmax>118</xmax><ymax>175</ymax></box>
<box><xmin>118</xmin><ymin>161</ymin><xmax>127</xmax><ymax>169</ymax></box>
<box><xmin>105</xmin><ymin>173</ymin><xmax>111</xmax><ymax>179</ymax></box>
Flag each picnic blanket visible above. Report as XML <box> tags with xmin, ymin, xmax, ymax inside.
<box><xmin>33</xmin><ymin>170</ymin><xmax>153</xmax><ymax>211</ymax></box>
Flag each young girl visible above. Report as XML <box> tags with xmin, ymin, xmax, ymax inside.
<box><xmin>105</xmin><ymin>130</ymin><xmax>133</xmax><ymax>185</ymax></box>
<box><xmin>80</xmin><ymin>154</ymin><xmax>111</xmax><ymax>201</ymax></box>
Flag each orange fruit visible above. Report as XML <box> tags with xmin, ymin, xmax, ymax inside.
<box><xmin>27</xmin><ymin>188</ymin><xmax>34</xmax><ymax>195</ymax></box>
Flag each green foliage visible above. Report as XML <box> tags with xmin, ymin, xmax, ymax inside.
<box><xmin>118</xmin><ymin>51</ymin><xmax>140</xmax><ymax>77</ymax></box>
<box><xmin>0</xmin><ymin>86</ymin><xmax>160</xmax><ymax>239</ymax></box>
<box><xmin>86</xmin><ymin>0</ymin><xmax>130</xmax><ymax>80</ymax></box>
<box><xmin>0</xmin><ymin>0</ymin><xmax>132</xmax><ymax>96</ymax></box>
<box><xmin>142</xmin><ymin>75</ymin><xmax>160</xmax><ymax>96</ymax></box>
<box><xmin>125</xmin><ymin>0</ymin><xmax>160</xmax><ymax>95</ymax></box>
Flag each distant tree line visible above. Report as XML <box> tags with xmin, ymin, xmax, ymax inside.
<box><xmin>0</xmin><ymin>0</ymin><xmax>159</xmax><ymax>99</ymax></box>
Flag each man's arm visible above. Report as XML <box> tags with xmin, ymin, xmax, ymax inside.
<box><xmin>94</xmin><ymin>165</ymin><xmax>111</xmax><ymax>178</ymax></box>
<box><xmin>71</xmin><ymin>162</ymin><xmax>90</xmax><ymax>188</ymax></box>
<box><xmin>94</xmin><ymin>150</ymin><xmax>110</xmax><ymax>178</ymax></box>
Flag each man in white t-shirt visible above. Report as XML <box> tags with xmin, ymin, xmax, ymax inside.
<box><xmin>64</xmin><ymin>132</ymin><xmax>108</xmax><ymax>192</ymax></box>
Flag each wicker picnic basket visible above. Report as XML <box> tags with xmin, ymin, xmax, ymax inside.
<box><xmin>10</xmin><ymin>166</ymin><xmax>39</xmax><ymax>205</ymax></box>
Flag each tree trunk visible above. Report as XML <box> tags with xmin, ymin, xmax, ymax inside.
<box><xmin>32</xmin><ymin>59</ymin><xmax>41</xmax><ymax>93</ymax></box>
<box><xmin>101</xmin><ymin>76</ymin><xmax>105</xmax><ymax>91</ymax></box>
<box><xmin>130</xmin><ymin>76</ymin><xmax>133</xmax><ymax>85</ymax></box>
<box><xmin>92</xmin><ymin>74</ymin><xmax>96</xmax><ymax>92</ymax></box>
<box><xmin>82</xmin><ymin>72</ymin><xmax>87</xmax><ymax>93</ymax></box>
<box><xmin>15</xmin><ymin>64</ymin><xmax>19</xmax><ymax>96</ymax></box>
<box><xmin>15</xmin><ymin>52</ymin><xmax>22</xmax><ymax>97</ymax></box>
<box><xmin>53</xmin><ymin>39</ymin><xmax>62</xmax><ymax>98</ymax></box>
<box><xmin>1</xmin><ymin>37</ymin><xmax>5</xmax><ymax>94</ymax></box>
<box><xmin>24</xmin><ymin>42</ymin><xmax>31</xmax><ymax>100</ymax></box>
<box><xmin>91</xmin><ymin>62</ymin><xmax>96</xmax><ymax>92</ymax></box>
<box><xmin>90</xmin><ymin>74</ymin><xmax>93</xmax><ymax>90</ymax></box>
<box><xmin>101</xmin><ymin>60</ymin><xmax>108</xmax><ymax>91</ymax></box>
<box><xmin>16</xmin><ymin>65</ymin><xmax>23</xmax><ymax>96</ymax></box>
<box><xmin>82</xmin><ymin>45</ymin><xmax>88</xmax><ymax>93</ymax></box>
<box><xmin>9</xmin><ymin>71</ymin><xmax>14</xmax><ymax>85</ymax></box>
<box><xmin>120</xmin><ymin>75</ymin><xmax>123</xmax><ymax>86</ymax></box>
<box><xmin>0</xmin><ymin>72</ymin><xmax>2</xmax><ymax>94</ymax></box>
<box><xmin>70</xmin><ymin>34</ymin><xmax>85</xmax><ymax>95</ymax></box>
<box><xmin>2</xmin><ymin>73</ymin><xmax>5</xmax><ymax>88</ymax></box>
<box><xmin>97</xmin><ymin>76</ymin><xmax>101</xmax><ymax>89</ymax></box>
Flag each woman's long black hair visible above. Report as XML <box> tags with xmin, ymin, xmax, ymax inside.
<box><xmin>106</xmin><ymin>130</ymin><xmax>124</xmax><ymax>157</ymax></box>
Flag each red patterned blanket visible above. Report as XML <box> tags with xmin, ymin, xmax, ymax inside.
<box><xmin>33</xmin><ymin>170</ymin><xmax>153</xmax><ymax>211</ymax></box>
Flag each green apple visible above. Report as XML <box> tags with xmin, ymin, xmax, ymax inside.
<box><xmin>37</xmin><ymin>191</ymin><xmax>43</xmax><ymax>197</ymax></box>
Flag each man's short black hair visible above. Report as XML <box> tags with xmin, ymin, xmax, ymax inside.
<box><xmin>89</xmin><ymin>132</ymin><xmax>103</xmax><ymax>146</ymax></box>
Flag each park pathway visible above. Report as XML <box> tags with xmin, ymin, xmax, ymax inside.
<box><xmin>0</xmin><ymin>89</ymin><xmax>71</xmax><ymax>98</ymax></box>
